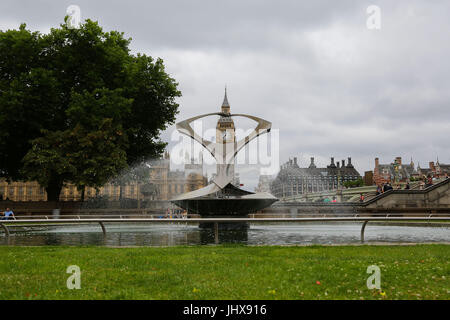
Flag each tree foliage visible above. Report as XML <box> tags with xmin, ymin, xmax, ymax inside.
<box><xmin>343</xmin><ymin>178</ymin><xmax>364</xmax><ymax>188</ymax></box>
<box><xmin>0</xmin><ymin>19</ymin><xmax>180</xmax><ymax>200</ymax></box>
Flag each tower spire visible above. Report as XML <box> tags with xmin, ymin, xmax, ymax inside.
<box><xmin>221</xmin><ymin>85</ymin><xmax>230</xmax><ymax>113</ymax></box>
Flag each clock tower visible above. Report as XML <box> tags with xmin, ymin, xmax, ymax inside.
<box><xmin>216</xmin><ymin>87</ymin><xmax>235</xmax><ymax>144</ymax></box>
<box><xmin>216</xmin><ymin>87</ymin><xmax>237</xmax><ymax>184</ymax></box>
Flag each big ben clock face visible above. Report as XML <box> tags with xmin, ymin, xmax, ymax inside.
<box><xmin>222</xmin><ymin>131</ymin><xmax>231</xmax><ymax>141</ymax></box>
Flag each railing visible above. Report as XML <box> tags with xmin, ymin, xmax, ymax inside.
<box><xmin>1</xmin><ymin>215</ymin><xmax>449</xmax><ymax>244</ymax></box>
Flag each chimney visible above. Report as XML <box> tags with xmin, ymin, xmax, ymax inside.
<box><xmin>329</xmin><ymin>157</ymin><xmax>336</xmax><ymax>168</ymax></box>
<box><xmin>341</xmin><ymin>160</ymin><xmax>345</xmax><ymax>168</ymax></box>
<box><xmin>293</xmin><ymin>157</ymin><xmax>297</xmax><ymax>166</ymax></box>
<box><xmin>429</xmin><ymin>161</ymin><xmax>435</xmax><ymax>171</ymax></box>
<box><xmin>337</xmin><ymin>162</ymin><xmax>340</xmax><ymax>168</ymax></box>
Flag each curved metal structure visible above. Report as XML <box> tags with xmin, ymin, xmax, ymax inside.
<box><xmin>171</xmin><ymin>92</ymin><xmax>277</xmax><ymax>218</ymax></box>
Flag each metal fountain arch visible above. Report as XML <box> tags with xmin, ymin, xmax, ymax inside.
<box><xmin>176</xmin><ymin>112</ymin><xmax>272</xmax><ymax>190</ymax></box>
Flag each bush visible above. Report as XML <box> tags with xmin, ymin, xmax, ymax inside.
<box><xmin>343</xmin><ymin>178</ymin><xmax>364</xmax><ymax>188</ymax></box>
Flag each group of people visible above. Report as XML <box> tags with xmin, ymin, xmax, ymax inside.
<box><xmin>164</xmin><ymin>208</ymin><xmax>188</xmax><ymax>219</ymax></box>
<box><xmin>376</xmin><ymin>182</ymin><xmax>394</xmax><ymax>195</ymax></box>
<box><xmin>376</xmin><ymin>182</ymin><xmax>410</xmax><ymax>195</ymax></box>
<box><xmin>417</xmin><ymin>175</ymin><xmax>434</xmax><ymax>190</ymax></box>
<box><xmin>323</xmin><ymin>196</ymin><xmax>337</xmax><ymax>203</ymax></box>
<box><xmin>374</xmin><ymin>173</ymin><xmax>449</xmax><ymax>195</ymax></box>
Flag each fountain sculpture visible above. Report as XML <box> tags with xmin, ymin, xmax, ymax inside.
<box><xmin>170</xmin><ymin>89</ymin><xmax>278</xmax><ymax>228</ymax></box>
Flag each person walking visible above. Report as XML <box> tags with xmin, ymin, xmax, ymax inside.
<box><xmin>425</xmin><ymin>175</ymin><xmax>433</xmax><ymax>188</ymax></box>
<box><xmin>359</xmin><ymin>193</ymin><xmax>365</xmax><ymax>202</ymax></box>
<box><xmin>1</xmin><ymin>207</ymin><xmax>14</xmax><ymax>220</ymax></box>
<box><xmin>376</xmin><ymin>185</ymin><xmax>382</xmax><ymax>195</ymax></box>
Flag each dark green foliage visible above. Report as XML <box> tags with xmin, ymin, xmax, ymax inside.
<box><xmin>0</xmin><ymin>18</ymin><xmax>180</xmax><ymax>200</ymax></box>
<box><xmin>344</xmin><ymin>178</ymin><xmax>364</xmax><ymax>188</ymax></box>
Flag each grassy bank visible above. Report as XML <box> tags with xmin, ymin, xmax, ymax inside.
<box><xmin>0</xmin><ymin>245</ymin><xmax>448</xmax><ymax>300</ymax></box>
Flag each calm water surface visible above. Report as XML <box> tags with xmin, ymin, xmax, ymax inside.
<box><xmin>1</xmin><ymin>222</ymin><xmax>449</xmax><ymax>246</ymax></box>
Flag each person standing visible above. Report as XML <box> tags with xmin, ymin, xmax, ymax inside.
<box><xmin>376</xmin><ymin>185</ymin><xmax>382</xmax><ymax>195</ymax></box>
<box><xmin>425</xmin><ymin>175</ymin><xmax>433</xmax><ymax>188</ymax></box>
<box><xmin>2</xmin><ymin>207</ymin><xmax>14</xmax><ymax>220</ymax></box>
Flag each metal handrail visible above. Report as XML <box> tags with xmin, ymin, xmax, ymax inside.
<box><xmin>1</xmin><ymin>216</ymin><xmax>449</xmax><ymax>244</ymax></box>
<box><xmin>7</xmin><ymin>212</ymin><xmax>450</xmax><ymax>219</ymax></box>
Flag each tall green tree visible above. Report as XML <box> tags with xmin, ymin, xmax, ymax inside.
<box><xmin>0</xmin><ymin>18</ymin><xmax>180</xmax><ymax>201</ymax></box>
<box><xmin>110</xmin><ymin>162</ymin><xmax>152</xmax><ymax>201</ymax></box>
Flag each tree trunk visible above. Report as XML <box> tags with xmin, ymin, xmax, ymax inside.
<box><xmin>80</xmin><ymin>186</ymin><xmax>85</xmax><ymax>202</ymax></box>
<box><xmin>46</xmin><ymin>177</ymin><xmax>63</xmax><ymax>202</ymax></box>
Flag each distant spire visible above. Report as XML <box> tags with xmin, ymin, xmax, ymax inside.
<box><xmin>222</xmin><ymin>85</ymin><xmax>230</xmax><ymax>108</ymax></box>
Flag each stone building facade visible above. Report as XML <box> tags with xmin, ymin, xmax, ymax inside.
<box><xmin>373</xmin><ymin>157</ymin><xmax>417</xmax><ymax>185</ymax></box>
<box><xmin>270</xmin><ymin>156</ymin><xmax>361</xmax><ymax>199</ymax></box>
<box><xmin>417</xmin><ymin>160</ymin><xmax>450</xmax><ymax>179</ymax></box>
<box><xmin>0</xmin><ymin>151</ymin><xmax>207</xmax><ymax>202</ymax></box>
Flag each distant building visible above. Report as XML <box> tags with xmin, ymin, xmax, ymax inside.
<box><xmin>255</xmin><ymin>174</ymin><xmax>272</xmax><ymax>193</ymax></box>
<box><xmin>270</xmin><ymin>156</ymin><xmax>361</xmax><ymax>199</ymax></box>
<box><xmin>373</xmin><ymin>157</ymin><xmax>416</xmax><ymax>185</ymax></box>
<box><xmin>363</xmin><ymin>171</ymin><xmax>374</xmax><ymax>186</ymax></box>
<box><xmin>0</xmin><ymin>151</ymin><xmax>208</xmax><ymax>202</ymax></box>
<box><xmin>418</xmin><ymin>160</ymin><xmax>450</xmax><ymax>178</ymax></box>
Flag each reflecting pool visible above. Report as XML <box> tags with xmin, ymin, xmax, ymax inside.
<box><xmin>1</xmin><ymin>222</ymin><xmax>449</xmax><ymax>246</ymax></box>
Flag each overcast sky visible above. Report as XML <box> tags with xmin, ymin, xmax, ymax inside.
<box><xmin>2</xmin><ymin>1</ymin><xmax>449</xmax><ymax>190</ymax></box>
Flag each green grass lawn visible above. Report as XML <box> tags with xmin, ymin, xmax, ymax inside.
<box><xmin>0</xmin><ymin>244</ymin><xmax>448</xmax><ymax>300</ymax></box>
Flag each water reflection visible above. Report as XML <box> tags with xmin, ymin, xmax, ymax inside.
<box><xmin>0</xmin><ymin>223</ymin><xmax>449</xmax><ymax>247</ymax></box>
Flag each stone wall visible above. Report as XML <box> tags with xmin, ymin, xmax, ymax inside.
<box><xmin>364</xmin><ymin>178</ymin><xmax>450</xmax><ymax>208</ymax></box>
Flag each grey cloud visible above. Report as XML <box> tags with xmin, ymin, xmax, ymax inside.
<box><xmin>1</xmin><ymin>0</ymin><xmax>450</xmax><ymax>190</ymax></box>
